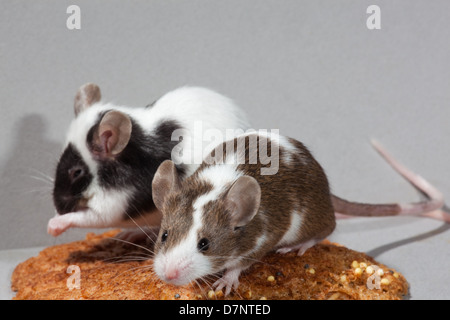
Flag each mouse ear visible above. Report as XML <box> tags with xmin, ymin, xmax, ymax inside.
<box><xmin>152</xmin><ymin>160</ymin><xmax>182</xmax><ymax>211</ymax></box>
<box><xmin>90</xmin><ymin>110</ymin><xmax>132</xmax><ymax>159</ymax></box>
<box><xmin>225</xmin><ymin>176</ymin><xmax>261</xmax><ymax>228</ymax></box>
<box><xmin>74</xmin><ymin>83</ymin><xmax>102</xmax><ymax>116</ymax></box>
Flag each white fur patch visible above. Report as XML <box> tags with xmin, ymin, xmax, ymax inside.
<box><xmin>248</xmin><ymin>232</ymin><xmax>267</xmax><ymax>255</ymax></box>
<box><xmin>276</xmin><ymin>210</ymin><xmax>303</xmax><ymax>247</ymax></box>
<box><xmin>278</xmin><ymin>135</ymin><xmax>298</xmax><ymax>165</ymax></box>
<box><xmin>199</xmin><ymin>165</ymin><xmax>243</xmax><ymax>191</ymax></box>
<box><xmin>83</xmin><ymin>183</ymin><xmax>135</xmax><ymax>227</ymax></box>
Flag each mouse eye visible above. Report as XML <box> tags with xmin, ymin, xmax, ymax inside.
<box><xmin>161</xmin><ymin>231</ymin><xmax>168</xmax><ymax>243</ymax></box>
<box><xmin>68</xmin><ymin>166</ymin><xmax>84</xmax><ymax>183</ymax></box>
<box><xmin>197</xmin><ymin>238</ymin><xmax>210</xmax><ymax>252</ymax></box>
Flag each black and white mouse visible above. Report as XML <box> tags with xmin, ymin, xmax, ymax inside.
<box><xmin>48</xmin><ymin>83</ymin><xmax>251</xmax><ymax>240</ymax></box>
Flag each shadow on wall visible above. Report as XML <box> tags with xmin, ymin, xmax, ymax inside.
<box><xmin>0</xmin><ymin>114</ymin><xmax>61</xmax><ymax>250</ymax></box>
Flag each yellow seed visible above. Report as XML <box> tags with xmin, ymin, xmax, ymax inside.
<box><xmin>215</xmin><ymin>290</ymin><xmax>224</xmax><ymax>298</ymax></box>
<box><xmin>366</xmin><ymin>266</ymin><xmax>374</xmax><ymax>274</ymax></box>
<box><xmin>359</xmin><ymin>262</ymin><xmax>367</xmax><ymax>269</ymax></box>
<box><xmin>208</xmin><ymin>290</ymin><xmax>215</xmax><ymax>299</ymax></box>
<box><xmin>244</xmin><ymin>290</ymin><xmax>252</xmax><ymax>299</ymax></box>
<box><xmin>393</xmin><ymin>272</ymin><xmax>400</xmax><ymax>278</ymax></box>
<box><xmin>381</xmin><ymin>278</ymin><xmax>390</xmax><ymax>285</ymax></box>
<box><xmin>260</xmin><ymin>296</ymin><xmax>267</xmax><ymax>300</ymax></box>
<box><xmin>354</xmin><ymin>267</ymin><xmax>362</xmax><ymax>276</ymax></box>
<box><xmin>307</xmin><ymin>268</ymin><xmax>315</xmax><ymax>274</ymax></box>
<box><xmin>340</xmin><ymin>275</ymin><xmax>347</xmax><ymax>283</ymax></box>
<box><xmin>377</xmin><ymin>269</ymin><xmax>384</xmax><ymax>276</ymax></box>
<box><xmin>267</xmin><ymin>275</ymin><xmax>275</xmax><ymax>282</ymax></box>
<box><xmin>351</xmin><ymin>260</ymin><xmax>359</xmax><ymax>268</ymax></box>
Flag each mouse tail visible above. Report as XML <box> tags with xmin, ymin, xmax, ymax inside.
<box><xmin>332</xmin><ymin>139</ymin><xmax>445</xmax><ymax>218</ymax></box>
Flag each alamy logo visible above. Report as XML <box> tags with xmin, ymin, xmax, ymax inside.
<box><xmin>367</xmin><ymin>5</ymin><xmax>381</xmax><ymax>30</ymax></box>
<box><xmin>66</xmin><ymin>265</ymin><xmax>81</xmax><ymax>290</ymax></box>
<box><xmin>366</xmin><ymin>265</ymin><xmax>382</xmax><ymax>290</ymax></box>
<box><xmin>170</xmin><ymin>122</ymin><xmax>280</xmax><ymax>175</ymax></box>
<box><xmin>66</xmin><ymin>5</ymin><xmax>81</xmax><ymax>30</ymax></box>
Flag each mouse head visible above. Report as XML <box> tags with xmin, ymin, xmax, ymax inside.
<box><xmin>151</xmin><ymin>160</ymin><xmax>261</xmax><ymax>286</ymax></box>
<box><xmin>52</xmin><ymin>83</ymin><xmax>155</xmax><ymax>226</ymax></box>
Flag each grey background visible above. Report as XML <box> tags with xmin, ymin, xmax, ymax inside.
<box><xmin>0</xmin><ymin>1</ymin><xmax>449</xmax><ymax>299</ymax></box>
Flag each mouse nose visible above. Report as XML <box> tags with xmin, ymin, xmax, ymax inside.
<box><xmin>165</xmin><ymin>268</ymin><xmax>179</xmax><ymax>281</ymax></box>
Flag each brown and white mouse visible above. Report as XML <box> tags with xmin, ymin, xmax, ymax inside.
<box><xmin>151</xmin><ymin>131</ymin><xmax>445</xmax><ymax>295</ymax></box>
<box><xmin>48</xmin><ymin>83</ymin><xmax>251</xmax><ymax>239</ymax></box>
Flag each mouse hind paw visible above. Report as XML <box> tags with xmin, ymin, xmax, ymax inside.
<box><xmin>276</xmin><ymin>238</ymin><xmax>320</xmax><ymax>256</ymax></box>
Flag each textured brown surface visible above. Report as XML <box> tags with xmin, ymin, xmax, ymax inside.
<box><xmin>11</xmin><ymin>230</ymin><xmax>409</xmax><ymax>300</ymax></box>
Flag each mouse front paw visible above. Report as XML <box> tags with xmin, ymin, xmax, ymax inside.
<box><xmin>213</xmin><ymin>268</ymin><xmax>242</xmax><ymax>296</ymax></box>
<box><xmin>47</xmin><ymin>216</ymin><xmax>71</xmax><ymax>236</ymax></box>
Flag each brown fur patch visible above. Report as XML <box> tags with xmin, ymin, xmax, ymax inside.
<box><xmin>154</xmin><ymin>178</ymin><xmax>213</xmax><ymax>254</ymax></box>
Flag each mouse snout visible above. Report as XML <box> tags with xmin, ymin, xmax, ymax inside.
<box><xmin>155</xmin><ymin>254</ymin><xmax>193</xmax><ymax>286</ymax></box>
<box><xmin>163</xmin><ymin>260</ymin><xmax>190</xmax><ymax>284</ymax></box>
<box><xmin>165</xmin><ymin>267</ymin><xmax>180</xmax><ymax>281</ymax></box>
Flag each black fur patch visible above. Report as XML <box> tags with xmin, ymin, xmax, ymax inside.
<box><xmin>53</xmin><ymin>144</ymin><xmax>93</xmax><ymax>214</ymax></box>
<box><xmin>88</xmin><ymin>115</ymin><xmax>186</xmax><ymax>219</ymax></box>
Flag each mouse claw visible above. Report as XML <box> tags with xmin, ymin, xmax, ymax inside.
<box><xmin>276</xmin><ymin>247</ymin><xmax>292</xmax><ymax>254</ymax></box>
<box><xmin>213</xmin><ymin>268</ymin><xmax>241</xmax><ymax>296</ymax></box>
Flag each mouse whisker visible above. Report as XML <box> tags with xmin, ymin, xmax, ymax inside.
<box><xmin>14</xmin><ymin>172</ymin><xmax>54</xmax><ymax>196</ymax></box>
<box><xmin>93</xmin><ymin>264</ymin><xmax>154</xmax><ymax>298</ymax></box>
<box><xmin>102</xmin><ymin>255</ymin><xmax>152</xmax><ymax>264</ymax></box>
<box><xmin>26</xmin><ymin>175</ymin><xmax>54</xmax><ymax>185</ymax></box>
<box><xmin>26</xmin><ymin>167</ymin><xmax>55</xmax><ymax>182</ymax></box>
<box><xmin>123</xmin><ymin>251</ymin><xmax>154</xmax><ymax>259</ymax></box>
<box><xmin>110</xmin><ymin>237</ymin><xmax>155</xmax><ymax>256</ymax></box>
<box><xmin>122</xmin><ymin>205</ymin><xmax>159</xmax><ymax>246</ymax></box>
<box><xmin>210</xmin><ymin>254</ymin><xmax>269</xmax><ymax>266</ymax></box>
<box><xmin>113</xmin><ymin>250</ymin><xmax>154</xmax><ymax>260</ymax></box>
<box><xmin>108</xmin><ymin>263</ymin><xmax>154</xmax><ymax>281</ymax></box>
<box><xmin>194</xmin><ymin>275</ymin><xmax>219</xmax><ymax>298</ymax></box>
<box><xmin>21</xmin><ymin>186</ymin><xmax>53</xmax><ymax>195</ymax></box>
<box><xmin>191</xmin><ymin>278</ymin><xmax>206</xmax><ymax>297</ymax></box>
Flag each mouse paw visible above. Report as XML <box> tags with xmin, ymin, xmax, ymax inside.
<box><xmin>276</xmin><ymin>239</ymin><xmax>319</xmax><ymax>256</ymax></box>
<box><xmin>47</xmin><ymin>216</ymin><xmax>71</xmax><ymax>236</ymax></box>
<box><xmin>276</xmin><ymin>247</ymin><xmax>292</xmax><ymax>254</ymax></box>
<box><xmin>213</xmin><ymin>268</ymin><xmax>241</xmax><ymax>296</ymax></box>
